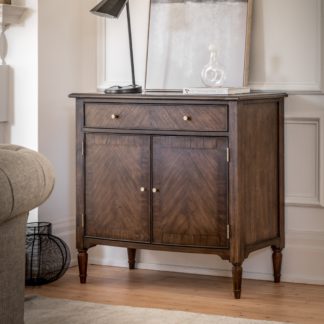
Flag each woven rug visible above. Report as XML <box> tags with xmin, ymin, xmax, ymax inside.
<box><xmin>24</xmin><ymin>295</ymin><xmax>287</xmax><ymax>324</ymax></box>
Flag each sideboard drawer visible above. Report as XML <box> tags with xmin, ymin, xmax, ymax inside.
<box><xmin>84</xmin><ymin>104</ymin><xmax>228</xmax><ymax>132</ymax></box>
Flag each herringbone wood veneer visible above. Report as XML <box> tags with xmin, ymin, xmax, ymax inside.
<box><xmin>85</xmin><ymin>103</ymin><xmax>228</xmax><ymax>132</ymax></box>
<box><xmin>153</xmin><ymin>136</ymin><xmax>228</xmax><ymax>247</ymax></box>
<box><xmin>85</xmin><ymin>134</ymin><xmax>150</xmax><ymax>242</ymax></box>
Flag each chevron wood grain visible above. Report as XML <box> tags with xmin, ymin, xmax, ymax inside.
<box><xmin>85</xmin><ymin>134</ymin><xmax>150</xmax><ymax>242</ymax></box>
<box><xmin>85</xmin><ymin>103</ymin><xmax>228</xmax><ymax>132</ymax></box>
<box><xmin>152</xmin><ymin>136</ymin><xmax>228</xmax><ymax>248</ymax></box>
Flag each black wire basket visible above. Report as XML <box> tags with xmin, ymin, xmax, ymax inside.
<box><xmin>25</xmin><ymin>222</ymin><xmax>71</xmax><ymax>286</ymax></box>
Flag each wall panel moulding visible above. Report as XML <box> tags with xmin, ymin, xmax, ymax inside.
<box><xmin>285</xmin><ymin>109</ymin><xmax>324</xmax><ymax>208</ymax></box>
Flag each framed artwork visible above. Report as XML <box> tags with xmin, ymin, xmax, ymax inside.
<box><xmin>145</xmin><ymin>0</ymin><xmax>253</xmax><ymax>91</ymax></box>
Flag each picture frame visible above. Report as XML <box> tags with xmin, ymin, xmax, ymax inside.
<box><xmin>145</xmin><ymin>0</ymin><xmax>254</xmax><ymax>91</ymax></box>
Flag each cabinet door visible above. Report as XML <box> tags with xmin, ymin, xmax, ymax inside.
<box><xmin>85</xmin><ymin>134</ymin><xmax>150</xmax><ymax>242</ymax></box>
<box><xmin>152</xmin><ymin>136</ymin><xmax>228</xmax><ymax>248</ymax></box>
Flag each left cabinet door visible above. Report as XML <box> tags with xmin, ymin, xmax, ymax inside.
<box><xmin>84</xmin><ymin>133</ymin><xmax>150</xmax><ymax>242</ymax></box>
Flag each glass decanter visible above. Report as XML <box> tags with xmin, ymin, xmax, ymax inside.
<box><xmin>201</xmin><ymin>45</ymin><xmax>225</xmax><ymax>87</ymax></box>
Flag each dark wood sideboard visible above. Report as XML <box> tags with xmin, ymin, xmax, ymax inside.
<box><xmin>70</xmin><ymin>92</ymin><xmax>286</xmax><ymax>299</ymax></box>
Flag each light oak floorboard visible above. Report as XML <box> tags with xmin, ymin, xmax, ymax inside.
<box><xmin>25</xmin><ymin>265</ymin><xmax>324</xmax><ymax>324</ymax></box>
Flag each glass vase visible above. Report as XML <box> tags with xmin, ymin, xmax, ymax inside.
<box><xmin>201</xmin><ymin>45</ymin><xmax>226</xmax><ymax>87</ymax></box>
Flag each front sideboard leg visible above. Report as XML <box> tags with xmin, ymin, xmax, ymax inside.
<box><xmin>127</xmin><ymin>248</ymin><xmax>136</xmax><ymax>270</ymax></box>
<box><xmin>232</xmin><ymin>263</ymin><xmax>243</xmax><ymax>299</ymax></box>
<box><xmin>78</xmin><ymin>249</ymin><xmax>88</xmax><ymax>284</ymax></box>
<box><xmin>272</xmin><ymin>246</ymin><xmax>283</xmax><ymax>283</ymax></box>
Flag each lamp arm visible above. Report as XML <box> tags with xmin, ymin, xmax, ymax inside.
<box><xmin>126</xmin><ymin>1</ymin><xmax>136</xmax><ymax>86</ymax></box>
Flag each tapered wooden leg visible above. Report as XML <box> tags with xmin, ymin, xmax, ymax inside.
<box><xmin>78</xmin><ymin>249</ymin><xmax>88</xmax><ymax>284</ymax></box>
<box><xmin>232</xmin><ymin>263</ymin><xmax>243</xmax><ymax>299</ymax></box>
<box><xmin>127</xmin><ymin>248</ymin><xmax>136</xmax><ymax>270</ymax></box>
<box><xmin>272</xmin><ymin>246</ymin><xmax>283</xmax><ymax>283</ymax></box>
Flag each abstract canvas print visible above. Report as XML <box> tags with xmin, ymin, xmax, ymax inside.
<box><xmin>145</xmin><ymin>0</ymin><xmax>253</xmax><ymax>90</ymax></box>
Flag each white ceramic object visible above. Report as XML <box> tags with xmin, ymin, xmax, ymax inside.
<box><xmin>0</xmin><ymin>4</ymin><xmax>26</xmax><ymax>122</ymax></box>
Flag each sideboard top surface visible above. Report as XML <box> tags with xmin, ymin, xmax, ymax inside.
<box><xmin>69</xmin><ymin>91</ymin><xmax>287</xmax><ymax>102</ymax></box>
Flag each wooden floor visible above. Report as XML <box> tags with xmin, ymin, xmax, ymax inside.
<box><xmin>26</xmin><ymin>265</ymin><xmax>324</xmax><ymax>324</ymax></box>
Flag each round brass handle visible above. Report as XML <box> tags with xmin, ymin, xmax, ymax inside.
<box><xmin>140</xmin><ymin>187</ymin><xmax>146</xmax><ymax>192</ymax></box>
<box><xmin>111</xmin><ymin>114</ymin><xmax>119</xmax><ymax>119</ymax></box>
<box><xmin>152</xmin><ymin>188</ymin><xmax>159</xmax><ymax>193</ymax></box>
<box><xmin>183</xmin><ymin>115</ymin><xmax>191</xmax><ymax>121</ymax></box>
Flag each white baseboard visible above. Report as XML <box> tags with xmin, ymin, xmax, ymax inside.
<box><xmin>88</xmin><ymin>257</ymin><xmax>324</xmax><ymax>285</ymax></box>
<box><xmin>89</xmin><ymin>257</ymin><xmax>273</xmax><ymax>281</ymax></box>
<box><xmin>70</xmin><ymin>258</ymin><xmax>78</xmax><ymax>267</ymax></box>
<box><xmin>62</xmin><ymin>227</ymin><xmax>324</xmax><ymax>286</ymax></box>
<box><xmin>85</xmin><ymin>230</ymin><xmax>324</xmax><ymax>286</ymax></box>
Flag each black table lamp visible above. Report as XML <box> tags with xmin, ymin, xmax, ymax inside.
<box><xmin>90</xmin><ymin>0</ymin><xmax>142</xmax><ymax>94</ymax></box>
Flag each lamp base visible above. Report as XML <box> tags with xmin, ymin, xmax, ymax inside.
<box><xmin>104</xmin><ymin>85</ymin><xmax>142</xmax><ymax>94</ymax></box>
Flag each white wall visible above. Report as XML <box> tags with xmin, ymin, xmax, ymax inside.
<box><xmin>89</xmin><ymin>0</ymin><xmax>324</xmax><ymax>285</ymax></box>
<box><xmin>250</xmin><ymin>0</ymin><xmax>323</xmax><ymax>92</ymax></box>
<box><xmin>37</xmin><ymin>0</ymin><xmax>97</xmax><ymax>259</ymax></box>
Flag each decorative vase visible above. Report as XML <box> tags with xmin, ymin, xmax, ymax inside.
<box><xmin>25</xmin><ymin>222</ymin><xmax>71</xmax><ymax>286</ymax></box>
<box><xmin>0</xmin><ymin>1</ymin><xmax>11</xmax><ymax>4</ymax></box>
<box><xmin>201</xmin><ymin>44</ymin><xmax>226</xmax><ymax>87</ymax></box>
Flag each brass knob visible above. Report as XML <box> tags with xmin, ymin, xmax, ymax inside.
<box><xmin>152</xmin><ymin>188</ymin><xmax>158</xmax><ymax>193</ymax></box>
<box><xmin>183</xmin><ymin>115</ymin><xmax>191</xmax><ymax>121</ymax></box>
<box><xmin>111</xmin><ymin>114</ymin><xmax>119</xmax><ymax>119</ymax></box>
<box><xmin>140</xmin><ymin>187</ymin><xmax>146</xmax><ymax>192</ymax></box>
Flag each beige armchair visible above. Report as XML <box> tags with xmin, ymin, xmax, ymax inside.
<box><xmin>0</xmin><ymin>145</ymin><xmax>55</xmax><ymax>324</ymax></box>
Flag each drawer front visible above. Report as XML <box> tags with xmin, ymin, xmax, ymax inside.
<box><xmin>85</xmin><ymin>104</ymin><xmax>228</xmax><ymax>132</ymax></box>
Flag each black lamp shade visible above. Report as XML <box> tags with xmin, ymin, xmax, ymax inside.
<box><xmin>90</xmin><ymin>0</ymin><xmax>128</xmax><ymax>18</ymax></box>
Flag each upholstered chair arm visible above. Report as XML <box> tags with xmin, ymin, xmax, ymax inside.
<box><xmin>0</xmin><ymin>145</ymin><xmax>55</xmax><ymax>225</ymax></box>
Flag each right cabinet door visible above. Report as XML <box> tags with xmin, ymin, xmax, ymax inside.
<box><xmin>152</xmin><ymin>136</ymin><xmax>229</xmax><ymax>248</ymax></box>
